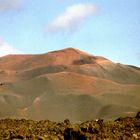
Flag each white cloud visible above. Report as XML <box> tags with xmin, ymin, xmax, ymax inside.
<box><xmin>0</xmin><ymin>39</ymin><xmax>22</xmax><ymax>57</ymax></box>
<box><xmin>0</xmin><ymin>0</ymin><xmax>22</xmax><ymax>12</ymax></box>
<box><xmin>46</xmin><ymin>3</ymin><xmax>97</xmax><ymax>32</ymax></box>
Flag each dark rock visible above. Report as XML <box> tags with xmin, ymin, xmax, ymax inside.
<box><xmin>0</xmin><ymin>82</ymin><xmax>5</xmax><ymax>86</ymax></box>
<box><xmin>64</xmin><ymin>119</ymin><xmax>70</xmax><ymax>125</ymax></box>
<box><xmin>81</xmin><ymin>127</ymin><xmax>88</xmax><ymax>132</ymax></box>
<box><xmin>12</xmin><ymin>135</ymin><xmax>24</xmax><ymax>139</ymax></box>
<box><xmin>88</xmin><ymin>125</ymin><xmax>98</xmax><ymax>134</ymax></box>
<box><xmin>64</xmin><ymin>128</ymin><xmax>72</xmax><ymax>140</ymax></box>
<box><xmin>115</xmin><ymin>117</ymin><xmax>123</xmax><ymax>122</ymax></box>
<box><xmin>97</xmin><ymin>119</ymin><xmax>103</xmax><ymax>126</ymax></box>
<box><xmin>134</xmin><ymin>120</ymin><xmax>140</xmax><ymax>129</ymax></box>
<box><xmin>136</xmin><ymin>111</ymin><xmax>140</xmax><ymax>118</ymax></box>
<box><xmin>64</xmin><ymin>128</ymin><xmax>86</xmax><ymax>140</ymax></box>
<box><xmin>36</xmin><ymin>135</ymin><xmax>45</xmax><ymax>140</ymax></box>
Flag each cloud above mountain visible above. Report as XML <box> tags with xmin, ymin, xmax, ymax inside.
<box><xmin>0</xmin><ymin>39</ymin><xmax>22</xmax><ymax>57</ymax></box>
<box><xmin>0</xmin><ymin>0</ymin><xmax>23</xmax><ymax>12</ymax></box>
<box><xmin>46</xmin><ymin>3</ymin><xmax>97</xmax><ymax>33</ymax></box>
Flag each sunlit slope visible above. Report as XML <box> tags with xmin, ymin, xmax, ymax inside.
<box><xmin>0</xmin><ymin>48</ymin><xmax>140</xmax><ymax>121</ymax></box>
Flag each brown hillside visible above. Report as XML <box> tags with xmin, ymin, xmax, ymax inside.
<box><xmin>0</xmin><ymin>48</ymin><xmax>140</xmax><ymax>121</ymax></box>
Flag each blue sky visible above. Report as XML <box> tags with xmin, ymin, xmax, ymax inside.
<box><xmin>0</xmin><ymin>0</ymin><xmax>140</xmax><ymax>67</ymax></box>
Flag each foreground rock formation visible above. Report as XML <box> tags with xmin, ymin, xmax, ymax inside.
<box><xmin>0</xmin><ymin>112</ymin><xmax>140</xmax><ymax>140</ymax></box>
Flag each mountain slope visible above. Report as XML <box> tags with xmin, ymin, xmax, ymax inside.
<box><xmin>0</xmin><ymin>48</ymin><xmax>140</xmax><ymax>121</ymax></box>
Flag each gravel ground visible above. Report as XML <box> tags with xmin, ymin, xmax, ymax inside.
<box><xmin>0</xmin><ymin>112</ymin><xmax>140</xmax><ymax>140</ymax></box>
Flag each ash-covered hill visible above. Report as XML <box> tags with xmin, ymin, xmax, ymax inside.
<box><xmin>0</xmin><ymin>48</ymin><xmax>140</xmax><ymax>121</ymax></box>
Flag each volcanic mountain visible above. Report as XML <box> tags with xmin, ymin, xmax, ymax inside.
<box><xmin>0</xmin><ymin>48</ymin><xmax>140</xmax><ymax>121</ymax></box>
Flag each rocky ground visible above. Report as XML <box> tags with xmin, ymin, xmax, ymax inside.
<box><xmin>0</xmin><ymin>112</ymin><xmax>140</xmax><ymax>140</ymax></box>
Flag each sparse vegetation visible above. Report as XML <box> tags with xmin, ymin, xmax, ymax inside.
<box><xmin>73</xmin><ymin>56</ymin><xmax>95</xmax><ymax>65</ymax></box>
<box><xmin>0</xmin><ymin>112</ymin><xmax>140</xmax><ymax>140</ymax></box>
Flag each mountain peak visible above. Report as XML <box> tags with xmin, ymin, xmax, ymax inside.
<box><xmin>49</xmin><ymin>47</ymin><xmax>93</xmax><ymax>57</ymax></box>
<box><xmin>45</xmin><ymin>47</ymin><xmax>99</xmax><ymax>66</ymax></box>
<box><xmin>0</xmin><ymin>48</ymin><xmax>110</xmax><ymax>70</ymax></box>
